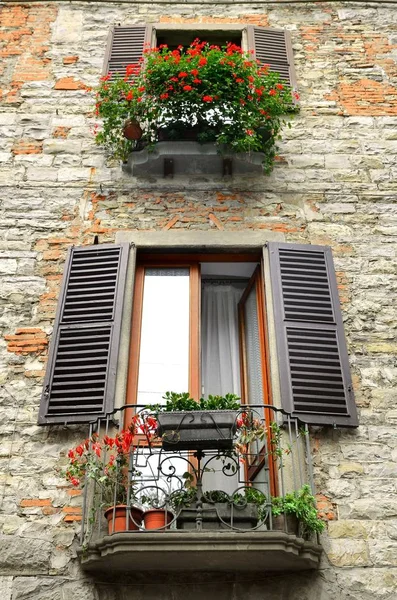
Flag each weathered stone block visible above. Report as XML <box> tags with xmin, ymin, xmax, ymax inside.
<box><xmin>0</xmin><ymin>536</ymin><xmax>51</xmax><ymax>575</ymax></box>
<box><xmin>43</xmin><ymin>140</ymin><xmax>82</xmax><ymax>155</ymax></box>
<box><xmin>327</xmin><ymin>539</ymin><xmax>369</xmax><ymax>567</ymax></box>
<box><xmin>0</xmin><ymin>577</ymin><xmax>12</xmax><ymax>600</ymax></box>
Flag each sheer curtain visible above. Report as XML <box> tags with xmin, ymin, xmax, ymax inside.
<box><xmin>201</xmin><ymin>282</ymin><xmax>243</xmax><ymax>398</ymax></box>
<box><xmin>201</xmin><ymin>281</ymin><xmax>244</xmax><ymax>495</ymax></box>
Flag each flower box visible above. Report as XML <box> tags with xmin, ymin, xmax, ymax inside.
<box><xmin>157</xmin><ymin>410</ymin><xmax>238</xmax><ymax>451</ymax></box>
<box><xmin>95</xmin><ymin>39</ymin><xmax>298</xmax><ymax>174</ymax></box>
<box><xmin>177</xmin><ymin>502</ymin><xmax>258</xmax><ymax>530</ymax></box>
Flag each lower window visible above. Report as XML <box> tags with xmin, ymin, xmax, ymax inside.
<box><xmin>127</xmin><ymin>253</ymin><xmax>271</xmax><ymax>409</ymax></box>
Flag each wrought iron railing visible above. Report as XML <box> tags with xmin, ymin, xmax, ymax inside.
<box><xmin>79</xmin><ymin>404</ymin><xmax>318</xmax><ymax>544</ymax></box>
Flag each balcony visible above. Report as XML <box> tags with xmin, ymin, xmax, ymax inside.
<box><xmin>77</xmin><ymin>405</ymin><xmax>322</xmax><ymax>573</ymax></box>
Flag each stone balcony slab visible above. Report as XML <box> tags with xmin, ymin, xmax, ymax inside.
<box><xmin>122</xmin><ymin>141</ymin><xmax>265</xmax><ymax>177</ymax></box>
<box><xmin>79</xmin><ymin>530</ymin><xmax>322</xmax><ymax>573</ymax></box>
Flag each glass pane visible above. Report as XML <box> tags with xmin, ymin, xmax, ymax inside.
<box><xmin>244</xmin><ymin>283</ymin><xmax>264</xmax><ymax>408</ymax></box>
<box><xmin>137</xmin><ymin>268</ymin><xmax>190</xmax><ymax>407</ymax></box>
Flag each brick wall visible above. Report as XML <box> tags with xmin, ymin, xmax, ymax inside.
<box><xmin>0</xmin><ymin>2</ymin><xmax>397</xmax><ymax>599</ymax></box>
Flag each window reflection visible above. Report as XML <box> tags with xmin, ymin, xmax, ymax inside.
<box><xmin>137</xmin><ymin>268</ymin><xmax>190</xmax><ymax>407</ymax></box>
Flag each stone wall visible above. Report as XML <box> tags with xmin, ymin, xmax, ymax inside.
<box><xmin>0</xmin><ymin>2</ymin><xmax>397</xmax><ymax>599</ymax></box>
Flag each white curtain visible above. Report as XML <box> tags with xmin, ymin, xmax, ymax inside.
<box><xmin>201</xmin><ymin>283</ymin><xmax>243</xmax><ymax>398</ymax></box>
<box><xmin>201</xmin><ymin>282</ymin><xmax>243</xmax><ymax>495</ymax></box>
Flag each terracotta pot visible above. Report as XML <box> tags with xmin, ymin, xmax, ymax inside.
<box><xmin>104</xmin><ymin>505</ymin><xmax>144</xmax><ymax>534</ymax></box>
<box><xmin>123</xmin><ymin>120</ymin><xmax>143</xmax><ymax>140</ymax></box>
<box><xmin>143</xmin><ymin>509</ymin><xmax>174</xmax><ymax>531</ymax></box>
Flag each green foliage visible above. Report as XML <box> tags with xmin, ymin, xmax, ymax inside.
<box><xmin>155</xmin><ymin>391</ymin><xmax>241</xmax><ymax>412</ymax></box>
<box><xmin>201</xmin><ymin>394</ymin><xmax>241</xmax><ymax>411</ymax></box>
<box><xmin>95</xmin><ymin>39</ymin><xmax>299</xmax><ymax>172</ymax></box>
<box><xmin>271</xmin><ymin>485</ymin><xmax>325</xmax><ymax>535</ymax></box>
<box><xmin>160</xmin><ymin>391</ymin><xmax>199</xmax><ymax>412</ymax></box>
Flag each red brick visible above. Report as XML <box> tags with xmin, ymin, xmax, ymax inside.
<box><xmin>63</xmin><ymin>514</ymin><xmax>82</xmax><ymax>522</ymax></box>
<box><xmin>12</xmin><ymin>139</ymin><xmax>43</xmax><ymax>155</ymax></box>
<box><xmin>52</xmin><ymin>126</ymin><xmax>71</xmax><ymax>138</ymax></box>
<box><xmin>62</xmin><ymin>506</ymin><xmax>82</xmax><ymax>514</ymax></box>
<box><xmin>54</xmin><ymin>76</ymin><xmax>90</xmax><ymax>91</ymax></box>
<box><xmin>63</xmin><ymin>55</ymin><xmax>79</xmax><ymax>65</ymax></box>
<box><xmin>21</xmin><ymin>498</ymin><xmax>52</xmax><ymax>507</ymax></box>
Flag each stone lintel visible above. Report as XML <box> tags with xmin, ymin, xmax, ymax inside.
<box><xmin>115</xmin><ymin>230</ymin><xmax>284</xmax><ymax>248</ymax></box>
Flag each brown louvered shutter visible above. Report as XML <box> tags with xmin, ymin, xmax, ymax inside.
<box><xmin>38</xmin><ymin>243</ymin><xmax>131</xmax><ymax>425</ymax></box>
<box><xmin>103</xmin><ymin>25</ymin><xmax>153</xmax><ymax>79</ymax></box>
<box><xmin>267</xmin><ymin>242</ymin><xmax>358</xmax><ymax>427</ymax></box>
<box><xmin>247</xmin><ymin>26</ymin><xmax>297</xmax><ymax>89</ymax></box>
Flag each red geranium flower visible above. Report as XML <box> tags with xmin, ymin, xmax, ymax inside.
<box><xmin>191</xmin><ymin>69</ymin><xmax>199</xmax><ymax>76</ymax></box>
<box><xmin>183</xmin><ymin>85</ymin><xmax>193</xmax><ymax>91</ymax></box>
<box><xmin>125</xmin><ymin>64</ymin><xmax>140</xmax><ymax>77</ymax></box>
<box><xmin>125</xmin><ymin>91</ymin><xmax>133</xmax><ymax>101</ymax></box>
<box><xmin>202</xmin><ymin>95</ymin><xmax>213</xmax><ymax>102</ymax></box>
<box><xmin>276</xmin><ymin>83</ymin><xmax>284</xmax><ymax>90</ymax></box>
<box><xmin>75</xmin><ymin>444</ymin><xmax>85</xmax><ymax>456</ymax></box>
<box><xmin>269</xmin><ymin>89</ymin><xmax>276</xmax><ymax>96</ymax></box>
<box><xmin>178</xmin><ymin>71</ymin><xmax>188</xmax><ymax>78</ymax></box>
<box><xmin>198</xmin><ymin>57</ymin><xmax>207</xmax><ymax>66</ymax></box>
<box><xmin>160</xmin><ymin>93</ymin><xmax>169</xmax><ymax>100</ymax></box>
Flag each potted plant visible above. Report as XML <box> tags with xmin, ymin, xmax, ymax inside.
<box><xmin>142</xmin><ymin>508</ymin><xmax>174</xmax><ymax>530</ymax></box>
<box><xmin>154</xmin><ymin>391</ymin><xmax>240</xmax><ymax>451</ymax></box>
<box><xmin>268</xmin><ymin>485</ymin><xmax>325</xmax><ymax>538</ymax></box>
<box><xmin>139</xmin><ymin>490</ymin><xmax>175</xmax><ymax>531</ymax></box>
<box><xmin>173</xmin><ymin>487</ymin><xmax>266</xmax><ymax>530</ymax></box>
<box><xmin>94</xmin><ymin>39</ymin><xmax>298</xmax><ymax>173</ymax></box>
<box><xmin>64</xmin><ymin>415</ymin><xmax>157</xmax><ymax>534</ymax></box>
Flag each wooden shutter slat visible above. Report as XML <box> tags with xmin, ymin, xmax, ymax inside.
<box><xmin>103</xmin><ymin>25</ymin><xmax>152</xmax><ymax>80</ymax></box>
<box><xmin>267</xmin><ymin>242</ymin><xmax>358</xmax><ymax>427</ymax></box>
<box><xmin>38</xmin><ymin>243</ymin><xmax>132</xmax><ymax>425</ymax></box>
<box><xmin>247</xmin><ymin>26</ymin><xmax>297</xmax><ymax>89</ymax></box>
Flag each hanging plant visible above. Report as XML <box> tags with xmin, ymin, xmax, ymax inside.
<box><xmin>94</xmin><ymin>39</ymin><xmax>299</xmax><ymax>174</ymax></box>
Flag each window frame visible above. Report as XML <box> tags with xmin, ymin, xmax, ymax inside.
<box><xmin>126</xmin><ymin>251</ymin><xmax>270</xmax><ymax>409</ymax></box>
<box><xmin>114</xmin><ymin>231</ymin><xmax>283</xmax><ymax>420</ymax></box>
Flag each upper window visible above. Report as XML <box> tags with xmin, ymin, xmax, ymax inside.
<box><xmin>103</xmin><ymin>24</ymin><xmax>297</xmax><ymax>89</ymax></box>
<box><xmin>38</xmin><ymin>239</ymin><xmax>358</xmax><ymax>429</ymax></box>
